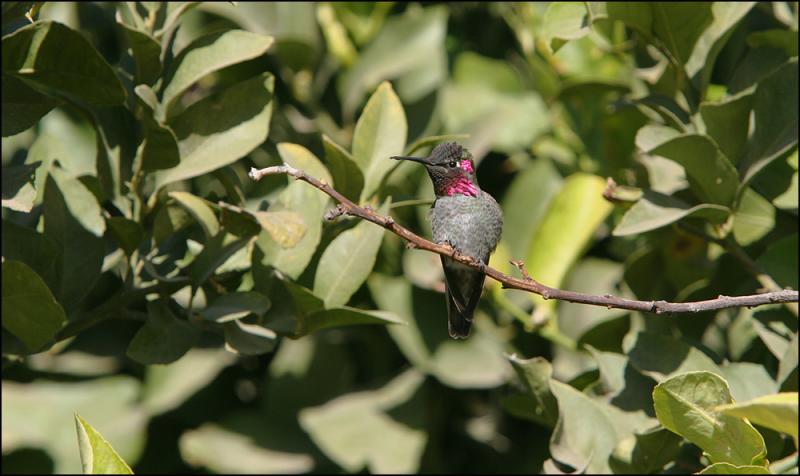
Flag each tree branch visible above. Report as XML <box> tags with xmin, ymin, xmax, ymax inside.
<box><xmin>249</xmin><ymin>165</ymin><xmax>799</xmax><ymax>315</ymax></box>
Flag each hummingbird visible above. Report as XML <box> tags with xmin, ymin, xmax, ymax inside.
<box><xmin>391</xmin><ymin>143</ymin><xmax>503</xmax><ymax>339</ymax></box>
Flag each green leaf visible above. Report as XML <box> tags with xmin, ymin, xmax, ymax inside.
<box><xmin>442</xmin><ymin>52</ymin><xmax>549</xmax><ymax>157</ymax></box>
<box><xmin>2</xmin><ymin>260</ymin><xmax>66</xmax><ymax>352</ymax></box>
<box><xmin>299</xmin><ymin>369</ymin><xmax>427</xmax><ymax>473</ymax></box>
<box><xmin>168</xmin><ymin>191</ymin><xmax>220</xmax><ymax>239</ymax></box>
<box><xmin>126</xmin><ymin>300</ymin><xmax>200</xmax><ymax>365</ymax></box>
<box><xmin>2</xmin><ymin>377</ymin><xmax>146</xmax><ymax>474</ymax></box>
<box><xmin>501</xmin><ymin>159</ymin><xmax>563</xmax><ymax>259</ymax></box>
<box><xmin>179</xmin><ymin>423</ymin><xmax>313</xmax><ymax>474</ymax></box>
<box><xmin>43</xmin><ymin>174</ymin><xmax>104</xmax><ymax>311</ymax></box>
<box><xmin>732</xmin><ymin>188</ymin><xmax>775</xmax><ymax>246</ymax></box>
<box><xmin>756</xmin><ymin>234</ymin><xmax>798</xmax><ymax>290</ymax></box>
<box><xmin>339</xmin><ymin>6</ymin><xmax>448</xmax><ymax>116</ymax></box>
<box><xmin>698</xmin><ymin>462</ymin><xmax>770</xmax><ymax>474</ymax></box>
<box><xmin>161</xmin><ymin>30</ymin><xmax>273</xmax><ymax>118</ymax></box>
<box><xmin>254</xmin><ymin>211</ymin><xmax>306</xmax><ymax>248</ymax></box>
<box><xmin>653</xmin><ymin>371</ymin><xmax>767</xmax><ymax>466</ymax></box>
<box><xmin>625</xmin><ymin>331</ymin><xmax>722</xmax><ymax>382</ymax></box>
<box><xmin>155</xmin><ymin>72</ymin><xmax>274</xmax><ymax>190</ymax></box>
<box><xmin>118</xmin><ymin>22</ymin><xmax>162</xmax><ymax>86</ymax></box>
<box><xmin>352</xmin><ymin>81</ymin><xmax>407</xmax><ymax>201</ymax></box>
<box><xmin>218</xmin><ymin>202</ymin><xmax>262</xmax><ymax>238</ymax></box>
<box><xmin>649</xmin><ymin>134</ymin><xmax>739</xmax><ymax>206</ymax></box>
<box><xmin>153</xmin><ymin>203</ymin><xmax>192</xmax><ymax>245</ymax></box>
<box><xmin>106</xmin><ymin>217</ymin><xmax>144</xmax><ymax>256</ymax></box>
<box><xmin>1</xmin><ymin>160</ymin><xmax>39</xmax><ymax>212</ymax></box>
<box><xmin>699</xmin><ymin>90</ymin><xmax>754</xmax><ymax>165</ymax></box>
<box><xmin>607</xmin><ymin>2</ymin><xmax>713</xmax><ymax>65</ymax></box>
<box><xmin>322</xmin><ymin>134</ymin><xmax>363</xmax><ymax>203</ymax></box>
<box><xmin>200</xmin><ymin>292</ymin><xmax>271</xmax><ymax>323</ymax></box>
<box><xmin>367</xmin><ymin>273</ymin><xmax>510</xmax><ymax>389</ymax></box>
<box><xmin>613</xmin><ymin>191</ymin><xmax>730</xmax><ymax>236</ymax></box>
<box><xmin>141</xmin><ymin>348</ymin><xmax>235</xmax><ymax>415</ymax></box>
<box><xmin>720</xmin><ymin>362</ymin><xmax>779</xmax><ymax>403</ymax></box>
<box><xmin>223</xmin><ymin>320</ymin><xmax>277</xmax><ymax>356</ymax></box>
<box><xmin>741</xmin><ymin>58</ymin><xmax>799</xmax><ymax>185</ymax></box>
<box><xmin>1</xmin><ymin>73</ymin><xmax>58</xmax><ymax>137</ymax></box>
<box><xmin>74</xmin><ymin>414</ymin><xmax>133</xmax><ymax>474</ymax></box>
<box><xmin>549</xmin><ymin>379</ymin><xmax>651</xmax><ymax>474</ymax></box>
<box><xmin>716</xmin><ymin>393</ymin><xmax>799</xmax><ymax>439</ymax></box>
<box><xmin>254</xmin><ymin>143</ymin><xmax>330</xmax><ymax>278</ymax></box>
<box><xmin>526</xmin><ymin>173</ymin><xmax>612</xmax><ymax>321</ymax></box>
<box><xmin>506</xmin><ymin>355</ymin><xmax>558</xmax><ymax>427</ymax></box>
<box><xmin>314</xmin><ymin>199</ymin><xmax>390</xmax><ymax>308</ymax></box>
<box><xmin>542</xmin><ymin>2</ymin><xmax>592</xmax><ymax>54</ymax></box>
<box><xmin>2</xmin><ymin>21</ymin><xmax>125</xmax><ymax>105</ymax></box>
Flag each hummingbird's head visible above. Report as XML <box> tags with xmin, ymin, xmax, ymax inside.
<box><xmin>391</xmin><ymin>142</ymin><xmax>478</xmax><ymax>197</ymax></box>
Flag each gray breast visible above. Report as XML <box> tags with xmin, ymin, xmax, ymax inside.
<box><xmin>429</xmin><ymin>192</ymin><xmax>503</xmax><ymax>262</ymax></box>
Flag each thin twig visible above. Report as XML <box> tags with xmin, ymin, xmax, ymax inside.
<box><xmin>249</xmin><ymin>165</ymin><xmax>799</xmax><ymax>315</ymax></box>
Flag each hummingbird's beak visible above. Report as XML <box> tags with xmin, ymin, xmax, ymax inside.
<box><xmin>390</xmin><ymin>155</ymin><xmax>432</xmax><ymax>165</ymax></box>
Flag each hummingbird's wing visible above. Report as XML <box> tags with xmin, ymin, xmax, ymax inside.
<box><xmin>441</xmin><ymin>255</ymin><xmax>487</xmax><ymax>339</ymax></box>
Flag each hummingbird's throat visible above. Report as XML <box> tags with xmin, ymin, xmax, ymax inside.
<box><xmin>444</xmin><ymin>160</ymin><xmax>478</xmax><ymax>197</ymax></box>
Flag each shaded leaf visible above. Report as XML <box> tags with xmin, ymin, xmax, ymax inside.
<box><xmin>168</xmin><ymin>191</ymin><xmax>219</xmax><ymax>239</ymax></box>
<box><xmin>625</xmin><ymin>331</ymin><xmax>722</xmax><ymax>382</ymax></box>
<box><xmin>1</xmin><ymin>260</ymin><xmax>65</xmax><ymax>352</ymax></box>
<box><xmin>43</xmin><ymin>174</ymin><xmax>103</xmax><ymax>311</ymax></box>
<box><xmin>74</xmin><ymin>414</ymin><xmax>133</xmax><ymax>474</ymax></box>
<box><xmin>732</xmin><ymin>188</ymin><xmax>775</xmax><ymax>246</ymax></box>
<box><xmin>200</xmin><ymin>292</ymin><xmax>271</xmax><ymax>323</ymax></box>
<box><xmin>609</xmin><ymin>427</ymin><xmax>682</xmax><ymax>474</ymax></box>
<box><xmin>653</xmin><ymin>371</ymin><xmax>767</xmax><ymax>466</ymax></box>
<box><xmin>699</xmin><ymin>91</ymin><xmax>753</xmax><ymax>165</ymax></box>
<box><xmin>118</xmin><ymin>22</ymin><xmax>162</xmax><ymax>86</ymax></box>
<box><xmin>1</xmin><ymin>160</ymin><xmax>39</xmax><ymax>212</ymax></box>
<box><xmin>2</xmin><ymin>21</ymin><xmax>126</xmax><ymax>105</ymax></box>
<box><xmin>190</xmin><ymin>232</ymin><xmax>252</xmax><ymax>289</ymax></box>
<box><xmin>716</xmin><ymin>393</ymin><xmax>799</xmax><ymax>439</ymax></box>
<box><xmin>223</xmin><ymin>320</ymin><xmax>277</xmax><ymax>356</ymax></box>
<box><xmin>1</xmin><ymin>73</ymin><xmax>57</xmax><ymax>137</ymax></box>
<box><xmin>741</xmin><ymin>58</ymin><xmax>799</xmax><ymax>184</ymax></box>
<box><xmin>106</xmin><ymin>217</ymin><xmax>144</xmax><ymax>256</ymax></box>
<box><xmin>126</xmin><ymin>300</ymin><xmax>200</xmax><ymax>365</ymax></box>
<box><xmin>756</xmin><ymin>234</ymin><xmax>798</xmax><ymax>290</ymax></box>
<box><xmin>507</xmin><ymin>355</ymin><xmax>558</xmax><ymax>427</ymax></box>
<box><xmin>649</xmin><ymin>134</ymin><xmax>739</xmax><ymax>206</ymax></box>
<box><xmin>297</xmin><ymin>307</ymin><xmax>404</xmax><ymax>337</ymax></box>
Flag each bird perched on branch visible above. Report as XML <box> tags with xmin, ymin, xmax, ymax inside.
<box><xmin>391</xmin><ymin>143</ymin><xmax>503</xmax><ymax>339</ymax></box>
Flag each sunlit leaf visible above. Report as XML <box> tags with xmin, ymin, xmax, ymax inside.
<box><xmin>75</xmin><ymin>414</ymin><xmax>133</xmax><ymax>474</ymax></box>
<box><xmin>716</xmin><ymin>392</ymin><xmax>799</xmax><ymax>439</ymax></box>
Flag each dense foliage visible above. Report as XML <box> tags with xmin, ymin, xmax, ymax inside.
<box><xmin>2</xmin><ymin>2</ymin><xmax>798</xmax><ymax>474</ymax></box>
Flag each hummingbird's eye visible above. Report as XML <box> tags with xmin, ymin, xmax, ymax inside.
<box><xmin>449</xmin><ymin>161</ymin><xmax>458</xmax><ymax>168</ymax></box>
